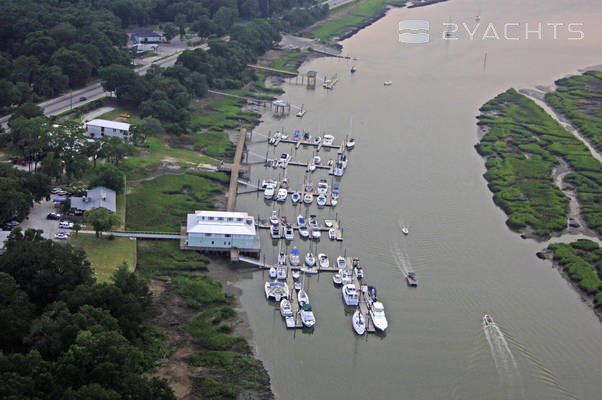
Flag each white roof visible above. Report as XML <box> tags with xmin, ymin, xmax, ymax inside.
<box><xmin>86</xmin><ymin>119</ymin><xmax>130</xmax><ymax>131</ymax></box>
<box><xmin>187</xmin><ymin>211</ymin><xmax>257</xmax><ymax>236</ymax></box>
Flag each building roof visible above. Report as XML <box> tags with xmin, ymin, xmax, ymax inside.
<box><xmin>86</xmin><ymin>119</ymin><xmax>130</xmax><ymax>131</ymax></box>
<box><xmin>70</xmin><ymin>186</ymin><xmax>116</xmax><ymax>213</ymax></box>
<box><xmin>129</xmin><ymin>27</ymin><xmax>162</xmax><ymax>37</ymax></box>
<box><xmin>0</xmin><ymin>230</ymin><xmax>10</xmax><ymax>249</ymax></box>
<box><xmin>187</xmin><ymin>211</ymin><xmax>257</xmax><ymax>236</ymax></box>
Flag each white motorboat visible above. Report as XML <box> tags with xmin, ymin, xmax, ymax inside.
<box><xmin>330</xmin><ymin>197</ymin><xmax>338</xmax><ymax>207</ymax></box>
<box><xmin>297</xmin><ymin>289</ymin><xmax>309</xmax><ymax>307</ymax></box>
<box><xmin>332</xmin><ymin>273</ymin><xmax>343</xmax><ymax>285</ymax></box>
<box><xmin>318</xmin><ymin>253</ymin><xmax>329</xmax><ymax>269</ymax></box>
<box><xmin>383</xmin><ymin>81</ymin><xmax>392</xmax><ymax>86</ymax></box>
<box><xmin>289</xmin><ymin>247</ymin><xmax>300</xmax><ymax>266</ymax></box>
<box><xmin>313</xmin><ymin>155</ymin><xmax>321</xmax><ymax>165</ymax></box>
<box><xmin>355</xmin><ymin>265</ymin><xmax>364</xmax><ymax>280</ymax></box>
<box><xmin>280</xmin><ymin>153</ymin><xmax>291</xmax><ymax>163</ymax></box>
<box><xmin>296</xmin><ymin>109</ymin><xmax>306</xmax><ymax>118</ymax></box>
<box><xmin>292</xmin><ymin>270</ymin><xmax>300</xmax><ymax>280</ymax></box>
<box><xmin>276</xmin><ymin>188</ymin><xmax>288</xmax><ymax>202</ymax></box>
<box><xmin>270</xmin><ymin>224</ymin><xmax>281</xmax><ymax>239</ymax></box>
<box><xmin>324</xmin><ymin>219</ymin><xmax>334</xmax><ymax>227</ymax></box>
<box><xmin>340</xmin><ymin>154</ymin><xmax>348</xmax><ymax>168</ymax></box>
<box><xmin>285</xmin><ymin>316</ymin><xmax>296</xmax><ymax>328</ymax></box>
<box><xmin>352</xmin><ymin>310</ymin><xmax>366</xmax><ymax>335</ymax></box>
<box><xmin>294</xmin><ymin>280</ymin><xmax>302</xmax><ymax>291</ymax></box>
<box><xmin>306</xmin><ymin>162</ymin><xmax>316</xmax><ymax>173</ymax></box>
<box><xmin>346</xmin><ymin>138</ymin><xmax>355</xmax><ymax>150</ymax></box>
<box><xmin>261</xmin><ymin>179</ymin><xmax>277</xmax><ymax>188</ymax></box>
<box><xmin>309</xmin><ymin>215</ymin><xmax>318</xmax><ymax>228</ymax></box>
<box><xmin>280</xmin><ymin>298</ymin><xmax>293</xmax><ymax>317</ymax></box>
<box><xmin>311</xmin><ymin>227</ymin><xmax>321</xmax><ymax>240</ymax></box>
<box><xmin>278</xmin><ymin>252</ymin><xmax>286</xmax><ymax>265</ymax></box>
<box><xmin>342</xmin><ymin>284</ymin><xmax>359</xmax><ymax>306</ymax></box>
<box><xmin>341</xmin><ymin>269</ymin><xmax>353</xmax><ymax>285</ymax></box>
<box><xmin>291</xmin><ymin>191</ymin><xmax>301</xmax><ymax>204</ymax></box>
<box><xmin>299</xmin><ymin>225</ymin><xmax>310</xmax><ymax>238</ymax></box>
<box><xmin>270</xmin><ymin>211</ymin><xmax>279</xmax><ymax>225</ymax></box>
<box><xmin>297</xmin><ymin>214</ymin><xmax>306</xmax><ymax>227</ymax></box>
<box><xmin>264</xmin><ymin>185</ymin><xmax>275</xmax><ymax>199</ymax></box>
<box><xmin>269</xmin><ymin>267</ymin><xmax>277</xmax><ymax>279</ymax></box>
<box><xmin>280</xmin><ymin>177</ymin><xmax>289</xmax><ymax>189</ymax></box>
<box><xmin>276</xmin><ymin>266</ymin><xmax>287</xmax><ymax>280</ymax></box>
<box><xmin>303</xmin><ymin>193</ymin><xmax>313</xmax><ymax>204</ymax></box>
<box><xmin>298</xmin><ymin>303</ymin><xmax>315</xmax><ymax>328</ymax></box>
<box><xmin>329</xmin><ymin>228</ymin><xmax>336</xmax><ymax>240</ymax></box>
<box><xmin>313</xmin><ymin>136</ymin><xmax>321</xmax><ymax>145</ymax></box>
<box><xmin>317</xmin><ymin>194</ymin><xmax>327</xmax><ymax>208</ymax></box>
<box><xmin>268</xmin><ymin>131</ymin><xmax>280</xmax><ymax>145</ymax></box>
<box><xmin>337</xmin><ymin>256</ymin><xmax>347</xmax><ymax>270</ymax></box>
<box><xmin>305</xmin><ymin>252</ymin><xmax>316</xmax><ymax>267</ymax></box>
<box><xmin>369</xmin><ymin>301</ymin><xmax>388</xmax><ymax>331</ymax></box>
<box><xmin>483</xmin><ymin>314</ymin><xmax>495</xmax><ymax>327</ymax></box>
<box><xmin>401</xmin><ymin>226</ymin><xmax>409</xmax><ymax>235</ymax></box>
<box><xmin>284</xmin><ymin>224</ymin><xmax>294</xmax><ymax>241</ymax></box>
<box><xmin>475</xmin><ymin>15</ymin><xmax>481</xmax><ymax>22</ymax></box>
<box><xmin>323</xmin><ymin>135</ymin><xmax>334</xmax><ymax>146</ymax></box>
<box><xmin>334</xmin><ymin>161</ymin><xmax>344</xmax><ymax>176</ymax></box>
<box><xmin>317</xmin><ymin>179</ymin><xmax>328</xmax><ymax>194</ymax></box>
<box><xmin>264</xmin><ymin>281</ymin><xmax>289</xmax><ymax>302</ymax></box>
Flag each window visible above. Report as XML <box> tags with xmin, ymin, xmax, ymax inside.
<box><xmin>208</xmin><ymin>217</ymin><xmax>214</xmax><ymax>221</ymax></box>
<box><xmin>211</xmin><ymin>241</ymin><xmax>214</xmax><ymax>245</ymax></box>
<box><xmin>236</xmin><ymin>218</ymin><xmax>243</xmax><ymax>222</ymax></box>
<box><xmin>205</xmin><ymin>233</ymin><xmax>211</xmax><ymax>237</ymax></box>
<box><xmin>225</xmin><ymin>234</ymin><xmax>231</xmax><ymax>238</ymax></box>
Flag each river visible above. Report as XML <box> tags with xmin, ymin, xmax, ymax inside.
<box><xmin>233</xmin><ymin>0</ymin><xmax>602</xmax><ymax>399</ymax></box>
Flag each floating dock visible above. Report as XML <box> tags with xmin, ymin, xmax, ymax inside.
<box><xmin>268</xmin><ymin>136</ymin><xmax>346</xmax><ymax>155</ymax></box>
<box><xmin>256</xmin><ymin>219</ymin><xmax>343</xmax><ymax>241</ymax></box>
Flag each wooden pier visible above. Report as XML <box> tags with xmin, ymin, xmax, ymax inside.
<box><xmin>268</xmin><ymin>136</ymin><xmax>346</xmax><ymax>155</ymax></box>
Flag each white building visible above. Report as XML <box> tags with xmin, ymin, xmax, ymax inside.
<box><xmin>129</xmin><ymin>28</ymin><xmax>163</xmax><ymax>44</ymax></box>
<box><xmin>85</xmin><ymin>119</ymin><xmax>131</xmax><ymax>140</ymax></box>
<box><xmin>186</xmin><ymin>211</ymin><xmax>260</xmax><ymax>252</ymax></box>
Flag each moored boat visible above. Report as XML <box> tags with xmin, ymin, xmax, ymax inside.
<box><xmin>352</xmin><ymin>310</ymin><xmax>366</xmax><ymax>335</ymax></box>
<box><xmin>332</xmin><ymin>273</ymin><xmax>343</xmax><ymax>285</ymax></box>
<box><xmin>299</xmin><ymin>225</ymin><xmax>310</xmax><ymax>238</ymax></box>
<box><xmin>323</xmin><ymin>135</ymin><xmax>334</xmax><ymax>146</ymax></box>
<box><xmin>269</xmin><ymin>267</ymin><xmax>277</xmax><ymax>279</ymax></box>
<box><xmin>318</xmin><ymin>253</ymin><xmax>329</xmax><ymax>268</ymax></box>
<box><xmin>291</xmin><ymin>191</ymin><xmax>301</xmax><ymax>204</ymax></box>
<box><xmin>337</xmin><ymin>256</ymin><xmax>347</xmax><ymax>270</ymax></box>
<box><xmin>369</xmin><ymin>301</ymin><xmax>388</xmax><ymax>331</ymax></box>
<box><xmin>289</xmin><ymin>247</ymin><xmax>300</xmax><ymax>266</ymax></box>
<box><xmin>297</xmin><ymin>214</ymin><xmax>306</xmax><ymax>227</ymax></box>
<box><xmin>311</xmin><ymin>226</ymin><xmax>321</xmax><ymax>240</ymax></box>
<box><xmin>342</xmin><ymin>284</ymin><xmax>359</xmax><ymax>306</ymax></box>
<box><xmin>303</xmin><ymin>193</ymin><xmax>313</xmax><ymax>204</ymax></box>
<box><xmin>270</xmin><ymin>211</ymin><xmax>279</xmax><ymax>225</ymax></box>
<box><xmin>346</xmin><ymin>138</ymin><xmax>355</xmax><ymax>150</ymax></box>
<box><xmin>276</xmin><ymin>188</ymin><xmax>288</xmax><ymax>202</ymax></box>
<box><xmin>292</xmin><ymin>270</ymin><xmax>300</xmax><ymax>280</ymax></box>
<box><xmin>264</xmin><ymin>281</ymin><xmax>289</xmax><ymax>302</ymax></box>
<box><xmin>278</xmin><ymin>252</ymin><xmax>286</xmax><ymax>265</ymax></box>
<box><xmin>297</xmin><ymin>289</ymin><xmax>309</xmax><ymax>307</ymax></box>
<box><xmin>284</xmin><ymin>224</ymin><xmax>294</xmax><ymax>241</ymax></box>
<box><xmin>270</xmin><ymin>224</ymin><xmax>281</xmax><ymax>239</ymax></box>
<box><xmin>276</xmin><ymin>266</ymin><xmax>287</xmax><ymax>280</ymax></box>
<box><xmin>298</xmin><ymin>303</ymin><xmax>315</xmax><ymax>328</ymax></box>
<box><xmin>305</xmin><ymin>252</ymin><xmax>316</xmax><ymax>267</ymax></box>
<box><xmin>280</xmin><ymin>299</ymin><xmax>293</xmax><ymax>317</ymax></box>
<box><xmin>317</xmin><ymin>194</ymin><xmax>326</xmax><ymax>208</ymax></box>
<box><xmin>329</xmin><ymin>228</ymin><xmax>336</xmax><ymax>240</ymax></box>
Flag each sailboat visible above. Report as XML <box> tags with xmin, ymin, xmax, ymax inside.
<box><xmin>445</xmin><ymin>16</ymin><xmax>453</xmax><ymax>38</ymax></box>
<box><xmin>352</xmin><ymin>309</ymin><xmax>366</xmax><ymax>335</ymax></box>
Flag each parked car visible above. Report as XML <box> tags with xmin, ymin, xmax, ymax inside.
<box><xmin>51</xmin><ymin>187</ymin><xmax>62</xmax><ymax>194</ymax></box>
<box><xmin>2</xmin><ymin>221</ymin><xmax>19</xmax><ymax>230</ymax></box>
<box><xmin>47</xmin><ymin>212</ymin><xmax>61</xmax><ymax>220</ymax></box>
<box><xmin>59</xmin><ymin>221</ymin><xmax>74</xmax><ymax>229</ymax></box>
<box><xmin>54</xmin><ymin>232</ymin><xmax>69</xmax><ymax>240</ymax></box>
<box><xmin>79</xmin><ymin>96</ymin><xmax>87</xmax><ymax>101</ymax></box>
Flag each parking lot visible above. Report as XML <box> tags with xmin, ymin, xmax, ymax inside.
<box><xmin>19</xmin><ymin>199</ymin><xmax>63</xmax><ymax>240</ymax></box>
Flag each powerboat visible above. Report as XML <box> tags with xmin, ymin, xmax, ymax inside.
<box><xmin>352</xmin><ymin>259</ymin><xmax>364</xmax><ymax>279</ymax></box>
<box><xmin>281</xmin><ymin>132</ymin><xmax>289</xmax><ymax>140</ymax></box>
<box><xmin>332</xmin><ymin>273</ymin><xmax>342</xmax><ymax>285</ymax></box>
<box><xmin>401</xmin><ymin>226</ymin><xmax>409</xmax><ymax>235</ymax></box>
<box><xmin>285</xmin><ymin>315</ymin><xmax>296</xmax><ymax>328</ymax></box>
<box><xmin>278</xmin><ymin>252</ymin><xmax>287</xmax><ymax>265</ymax></box>
<box><xmin>292</xmin><ymin>270</ymin><xmax>300</xmax><ymax>280</ymax></box>
<box><xmin>317</xmin><ymin>179</ymin><xmax>328</xmax><ymax>194</ymax></box>
<box><xmin>330</xmin><ymin>193</ymin><xmax>338</xmax><ymax>207</ymax></box>
<box><xmin>334</xmin><ymin>161</ymin><xmax>344</xmax><ymax>176</ymax></box>
<box><xmin>264</xmin><ymin>185</ymin><xmax>275</xmax><ymax>199</ymax></box>
<box><xmin>309</xmin><ymin>215</ymin><xmax>318</xmax><ymax>228</ymax></box>
<box><xmin>306</xmin><ymin>162</ymin><xmax>316</xmax><ymax>173</ymax></box>
<box><xmin>318</xmin><ymin>253</ymin><xmax>329</xmax><ymax>268</ymax></box>
<box><xmin>289</xmin><ymin>247</ymin><xmax>300</xmax><ymax>266</ymax></box>
<box><xmin>346</xmin><ymin>138</ymin><xmax>355</xmax><ymax>150</ymax></box>
<box><xmin>406</xmin><ymin>271</ymin><xmax>418</xmax><ymax>287</ymax></box>
<box><xmin>341</xmin><ymin>269</ymin><xmax>353</xmax><ymax>285</ymax></box>
<box><xmin>483</xmin><ymin>314</ymin><xmax>494</xmax><ymax>327</ymax></box>
<box><xmin>305</xmin><ymin>252</ymin><xmax>316</xmax><ymax>267</ymax></box>
<box><xmin>291</xmin><ymin>191</ymin><xmax>301</xmax><ymax>204</ymax></box>
<box><xmin>364</xmin><ymin>285</ymin><xmax>378</xmax><ymax>308</ymax></box>
<box><xmin>299</xmin><ymin>225</ymin><xmax>310</xmax><ymax>238</ymax></box>
<box><xmin>303</xmin><ymin>193</ymin><xmax>313</xmax><ymax>204</ymax></box>
<box><xmin>317</xmin><ymin>194</ymin><xmax>326</xmax><ymax>208</ymax></box>
<box><xmin>313</xmin><ymin>155</ymin><xmax>321</xmax><ymax>165</ymax></box>
<box><xmin>475</xmin><ymin>15</ymin><xmax>481</xmax><ymax>22</ymax></box>
<box><xmin>280</xmin><ymin>153</ymin><xmax>291</xmax><ymax>163</ymax></box>
<box><xmin>311</xmin><ymin>227</ymin><xmax>321</xmax><ymax>240</ymax></box>
<box><xmin>340</xmin><ymin>154</ymin><xmax>348</xmax><ymax>168</ymax></box>
<box><xmin>270</xmin><ymin>224</ymin><xmax>281</xmax><ymax>239</ymax></box>
<box><xmin>280</xmin><ymin>299</ymin><xmax>293</xmax><ymax>318</ymax></box>
<box><xmin>270</xmin><ymin>211</ymin><xmax>279</xmax><ymax>226</ymax></box>
<box><xmin>280</xmin><ymin>177</ymin><xmax>289</xmax><ymax>189</ymax></box>
<box><xmin>294</xmin><ymin>130</ymin><xmax>301</xmax><ymax>140</ymax></box>
<box><xmin>324</xmin><ymin>220</ymin><xmax>334</xmax><ymax>228</ymax></box>
<box><xmin>268</xmin><ymin>131</ymin><xmax>280</xmax><ymax>145</ymax></box>
<box><xmin>352</xmin><ymin>310</ymin><xmax>366</xmax><ymax>335</ymax></box>
<box><xmin>296</xmin><ymin>109</ymin><xmax>306</xmax><ymax>118</ymax></box>
<box><xmin>303</xmin><ymin>130</ymin><xmax>311</xmax><ymax>141</ymax></box>
<box><xmin>297</xmin><ymin>289</ymin><xmax>309</xmax><ymax>307</ymax></box>
<box><xmin>264</xmin><ymin>281</ymin><xmax>289</xmax><ymax>302</ymax></box>
<box><xmin>276</xmin><ymin>266</ymin><xmax>287</xmax><ymax>280</ymax></box>
<box><xmin>261</xmin><ymin>179</ymin><xmax>277</xmax><ymax>188</ymax></box>
<box><xmin>294</xmin><ymin>280</ymin><xmax>302</xmax><ymax>291</ymax></box>
<box><xmin>276</xmin><ymin>188</ymin><xmax>288</xmax><ymax>202</ymax></box>
<box><xmin>323</xmin><ymin>135</ymin><xmax>334</xmax><ymax>146</ymax></box>
<box><xmin>337</xmin><ymin>256</ymin><xmax>347</xmax><ymax>270</ymax></box>
<box><xmin>383</xmin><ymin>81</ymin><xmax>392</xmax><ymax>86</ymax></box>
<box><xmin>298</xmin><ymin>303</ymin><xmax>315</xmax><ymax>328</ymax></box>
<box><xmin>328</xmin><ymin>228</ymin><xmax>336</xmax><ymax>240</ymax></box>
<box><xmin>351</xmin><ymin>65</ymin><xmax>356</xmax><ymax>73</ymax></box>
<box><xmin>313</xmin><ymin>136</ymin><xmax>321</xmax><ymax>145</ymax></box>
<box><xmin>369</xmin><ymin>301</ymin><xmax>388</xmax><ymax>331</ymax></box>
<box><xmin>297</xmin><ymin>215</ymin><xmax>306</xmax><ymax>227</ymax></box>
<box><xmin>342</xmin><ymin>284</ymin><xmax>359</xmax><ymax>306</ymax></box>
<box><xmin>284</xmin><ymin>224</ymin><xmax>294</xmax><ymax>241</ymax></box>
<box><xmin>269</xmin><ymin>267</ymin><xmax>277</xmax><ymax>279</ymax></box>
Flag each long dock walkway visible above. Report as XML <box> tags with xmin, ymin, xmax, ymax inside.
<box><xmin>225</xmin><ymin>128</ymin><xmax>247</xmax><ymax>212</ymax></box>
<box><xmin>247</xmin><ymin>64</ymin><xmax>298</xmax><ymax>76</ymax></box>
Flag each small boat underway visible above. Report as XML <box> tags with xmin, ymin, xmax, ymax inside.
<box><xmin>352</xmin><ymin>310</ymin><xmax>366</xmax><ymax>335</ymax></box>
<box><xmin>384</xmin><ymin>81</ymin><xmax>392</xmax><ymax>86</ymax></box>
<box><xmin>342</xmin><ymin>284</ymin><xmax>359</xmax><ymax>306</ymax></box>
<box><xmin>298</xmin><ymin>303</ymin><xmax>315</xmax><ymax>328</ymax></box>
<box><xmin>406</xmin><ymin>271</ymin><xmax>418</xmax><ymax>287</ymax></box>
<box><xmin>401</xmin><ymin>226</ymin><xmax>409</xmax><ymax>235</ymax></box>
<box><xmin>369</xmin><ymin>301</ymin><xmax>388</xmax><ymax>331</ymax></box>
<box><xmin>483</xmin><ymin>314</ymin><xmax>495</xmax><ymax>327</ymax></box>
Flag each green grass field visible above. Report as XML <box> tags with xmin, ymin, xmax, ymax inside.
<box><xmin>69</xmin><ymin>235</ymin><xmax>136</xmax><ymax>283</ymax></box>
<box><xmin>269</xmin><ymin>50</ymin><xmax>306</xmax><ymax>73</ymax></box>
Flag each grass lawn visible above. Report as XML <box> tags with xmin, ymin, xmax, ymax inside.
<box><xmin>190</xmin><ymin>96</ymin><xmax>260</xmax><ymax>132</ymax></box>
<box><xmin>98</xmin><ymin>107</ymin><xmax>143</xmax><ymax>125</ymax></box>
<box><xmin>69</xmin><ymin>234</ymin><xmax>137</xmax><ymax>283</ymax></box>
<box><xmin>126</xmin><ymin>172</ymin><xmax>227</xmax><ymax>232</ymax></box>
<box><xmin>269</xmin><ymin>50</ymin><xmax>306</xmax><ymax>73</ymax></box>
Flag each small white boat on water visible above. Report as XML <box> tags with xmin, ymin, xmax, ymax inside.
<box><xmin>318</xmin><ymin>253</ymin><xmax>329</xmax><ymax>269</ymax></box>
<box><xmin>264</xmin><ymin>281</ymin><xmax>289</xmax><ymax>302</ymax></box>
<box><xmin>475</xmin><ymin>15</ymin><xmax>481</xmax><ymax>22</ymax></box>
<box><xmin>296</xmin><ymin>109</ymin><xmax>306</xmax><ymax>118</ymax></box>
<box><xmin>299</xmin><ymin>225</ymin><xmax>310</xmax><ymax>238</ymax></box>
<box><xmin>268</xmin><ymin>131</ymin><xmax>280</xmax><ymax>145</ymax></box>
<box><xmin>311</xmin><ymin>227</ymin><xmax>321</xmax><ymax>240</ymax></box>
<box><xmin>342</xmin><ymin>284</ymin><xmax>359</xmax><ymax>306</ymax></box>
<box><xmin>401</xmin><ymin>226</ymin><xmax>409</xmax><ymax>235</ymax></box>
<box><xmin>483</xmin><ymin>314</ymin><xmax>495</xmax><ymax>327</ymax></box>
<box><xmin>303</xmin><ymin>193</ymin><xmax>313</xmax><ymax>204</ymax></box>
<box><xmin>289</xmin><ymin>247</ymin><xmax>301</xmax><ymax>266</ymax></box>
<box><xmin>317</xmin><ymin>180</ymin><xmax>328</xmax><ymax>194</ymax></box>
<box><xmin>306</xmin><ymin>162</ymin><xmax>316</xmax><ymax>173</ymax></box>
<box><xmin>291</xmin><ymin>191</ymin><xmax>301</xmax><ymax>204</ymax></box>
<box><xmin>323</xmin><ymin>135</ymin><xmax>334</xmax><ymax>146</ymax></box>
<box><xmin>264</xmin><ymin>185</ymin><xmax>275</xmax><ymax>199</ymax></box>
<box><xmin>313</xmin><ymin>155</ymin><xmax>321</xmax><ymax>165</ymax></box>
<box><xmin>346</xmin><ymin>138</ymin><xmax>356</xmax><ymax>150</ymax></box>
<box><xmin>270</xmin><ymin>211</ymin><xmax>279</xmax><ymax>226</ymax></box>
<box><xmin>352</xmin><ymin>310</ymin><xmax>366</xmax><ymax>335</ymax></box>
<box><xmin>329</xmin><ymin>228</ymin><xmax>336</xmax><ymax>240</ymax></box>
<box><xmin>261</xmin><ymin>179</ymin><xmax>277</xmax><ymax>188</ymax></box>
<box><xmin>280</xmin><ymin>298</ymin><xmax>293</xmax><ymax>317</ymax></box>
<box><xmin>276</xmin><ymin>188</ymin><xmax>288</xmax><ymax>202</ymax></box>
<box><xmin>284</xmin><ymin>224</ymin><xmax>294</xmax><ymax>241</ymax></box>
<box><xmin>313</xmin><ymin>136</ymin><xmax>321</xmax><ymax>145</ymax></box>
<box><xmin>269</xmin><ymin>267</ymin><xmax>277</xmax><ymax>279</ymax></box>
<box><xmin>324</xmin><ymin>220</ymin><xmax>334</xmax><ymax>228</ymax></box>
<box><xmin>297</xmin><ymin>215</ymin><xmax>306</xmax><ymax>227</ymax></box>
<box><xmin>294</xmin><ymin>280</ymin><xmax>302</xmax><ymax>291</ymax></box>
<box><xmin>332</xmin><ymin>273</ymin><xmax>343</xmax><ymax>285</ymax></box>
<box><xmin>298</xmin><ymin>303</ymin><xmax>315</xmax><ymax>328</ymax></box>
<box><xmin>270</xmin><ymin>224</ymin><xmax>281</xmax><ymax>239</ymax></box>
<box><xmin>317</xmin><ymin>194</ymin><xmax>327</xmax><ymax>208</ymax></box>
<box><xmin>276</xmin><ymin>266</ymin><xmax>287</xmax><ymax>280</ymax></box>
<box><xmin>341</xmin><ymin>269</ymin><xmax>354</xmax><ymax>285</ymax></box>
<box><xmin>334</xmin><ymin>161</ymin><xmax>344</xmax><ymax>177</ymax></box>
<box><xmin>297</xmin><ymin>289</ymin><xmax>309</xmax><ymax>307</ymax></box>
<box><xmin>292</xmin><ymin>270</ymin><xmax>300</xmax><ymax>280</ymax></box>
<box><xmin>369</xmin><ymin>301</ymin><xmax>388</xmax><ymax>331</ymax></box>
<box><xmin>330</xmin><ymin>194</ymin><xmax>338</xmax><ymax>207</ymax></box>
<box><xmin>384</xmin><ymin>81</ymin><xmax>392</xmax><ymax>86</ymax></box>
<box><xmin>278</xmin><ymin>252</ymin><xmax>286</xmax><ymax>265</ymax></box>
<box><xmin>305</xmin><ymin>252</ymin><xmax>316</xmax><ymax>267</ymax></box>
<box><xmin>337</xmin><ymin>256</ymin><xmax>347</xmax><ymax>270</ymax></box>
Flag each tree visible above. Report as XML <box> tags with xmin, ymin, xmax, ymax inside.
<box><xmin>0</xmin><ymin>164</ymin><xmax>50</xmax><ymax>224</ymax></box>
<box><xmin>0</xmin><ymin>272</ymin><xmax>34</xmax><ymax>353</ymax></box>
<box><xmin>51</xmin><ymin>48</ymin><xmax>92</xmax><ymax>88</ymax></box>
<box><xmin>100</xmin><ymin>64</ymin><xmax>138</xmax><ymax>93</ymax></box>
<box><xmin>85</xmin><ymin>208</ymin><xmax>121</xmax><ymax>237</ymax></box>
<box><xmin>163</xmin><ymin>23</ymin><xmax>179</xmax><ymax>41</ymax></box>
<box><xmin>89</xmin><ymin>164</ymin><xmax>125</xmax><ymax>193</ymax></box>
<box><xmin>73</xmin><ymin>223</ymin><xmax>81</xmax><ymax>236</ymax></box>
<box><xmin>130</xmin><ymin>117</ymin><xmax>163</xmax><ymax>144</ymax></box>
<box><xmin>99</xmin><ymin>136</ymin><xmax>135</xmax><ymax>165</ymax></box>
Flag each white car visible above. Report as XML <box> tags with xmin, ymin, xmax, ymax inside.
<box><xmin>54</xmin><ymin>232</ymin><xmax>69</xmax><ymax>240</ymax></box>
<box><xmin>59</xmin><ymin>221</ymin><xmax>74</xmax><ymax>229</ymax></box>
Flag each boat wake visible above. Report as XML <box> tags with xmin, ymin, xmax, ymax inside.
<box><xmin>483</xmin><ymin>321</ymin><xmax>518</xmax><ymax>371</ymax></box>
<box><xmin>391</xmin><ymin>241</ymin><xmax>412</xmax><ymax>278</ymax></box>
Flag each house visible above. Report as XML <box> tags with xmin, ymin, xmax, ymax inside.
<box><xmin>186</xmin><ymin>211</ymin><xmax>260</xmax><ymax>252</ymax></box>
<box><xmin>135</xmin><ymin>43</ymin><xmax>159</xmax><ymax>54</ymax></box>
<box><xmin>130</xmin><ymin>28</ymin><xmax>163</xmax><ymax>44</ymax></box>
<box><xmin>85</xmin><ymin>119</ymin><xmax>130</xmax><ymax>140</ymax></box>
<box><xmin>70</xmin><ymin>186</ymin><xmax>116</xmax><ymax>215</ymax></box>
